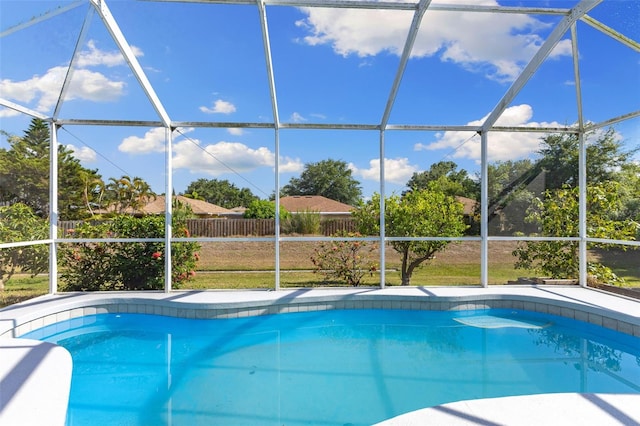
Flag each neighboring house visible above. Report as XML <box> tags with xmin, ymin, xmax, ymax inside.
<box><xmin>455</xmin><ymin>196</ymin><xmax>478</xmax><ymax>217</ymax></box>
<box><xmin>99</xmin><ymin>195</ymin><xmax>234</xmax><ymax>218</ymax></box>
<box><xmin>279</xmin><ymin>195</ymin><xmax>354</xmax><ymax>219</ymax></box>
<box><xmin>279</xmin><ymin>195</ymin><xmax>476</xmax><ymax>219</ymax></box>
<box><xmin>220</xmin><ymin>206</ymin><xmax>247</xmax><ymax>218</ymax></box>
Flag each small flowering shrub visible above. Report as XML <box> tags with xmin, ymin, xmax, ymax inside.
<box><xmin>310</xmin><ymin>231</ymin><xmax>378</xmax><ymax>287</ymax></box>
<box><xmin>60</xmin><ymin>203</ymin><xmax>200</xmax><ymax>291</ymax></box>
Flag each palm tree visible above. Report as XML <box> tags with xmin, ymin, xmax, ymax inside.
<box><xmin>130</xmin><ymin>176</ymin><xmax>156</xmax><ymax>212</ymax></box>
<box><xmin>105</xmin><ymin>175</ymin><xmax>156</xmax><ymax>214</ymax></box>
<box><xmin>79</xmin><ymin>170</ymin><xmax>105</xmax><ymax>217</ymax></box>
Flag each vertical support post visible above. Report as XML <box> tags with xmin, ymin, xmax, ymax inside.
<box><xmin>578</xmin><ymin>132</ymin><xmax>587</xmax><ymax>287</ymax></box>
<box><xmin>49</xmin><ymin>122</ymin><xmax>59</xmax><ymax>294</ymax></box>
<box><xmin>164</xmin><ymin>127</ymin><xmax>173</xmax><ymax>293</ymax></box>
<box><xmin>257</xmin><ymin>0</ymin><xmax>280</xmax><ymax>290</ymax></box>
<box><xmin>274</xmin><ymin>127</ymin><xmax>281</xmax><ymax>291</ymax></box>
<box><xmin>379</xmin><ymin>130</ymin><xmax>386</xmax><ymax>288</ymax></box>
<box><xmin>572</xmin><ymin>23</ymin><xmax>588</xmax><ymax>288</ymax></box>
<box><xmin>480</xmin><ymin>131</ymin><xmax>488</xmax><ymax>287</ymax></box>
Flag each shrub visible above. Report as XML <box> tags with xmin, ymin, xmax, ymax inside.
<box><xmin>60</xmin><ymin>202</ymin><xmax>200</xmax><ymax>291</ymax></box>
<box><xmin>0</xmin><ymin>203</ymin><xmax>49</xmax><ymax>290</ymax></box>
<box><xmin>243</xmin><ymin>199</ymin><xmax>290</xmax><ymax>219</ymax></box>
<box><xmin>310</xmin><ymin>231</ymin><xmax>378</xmax><ymax>287</ymax></box>
<box><xmin>283</xmin><ymin>209</ymin><xmax>321</xmax><ymax>234</ymax></box>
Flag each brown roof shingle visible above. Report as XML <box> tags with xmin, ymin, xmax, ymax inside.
<box><xmin>279</xmin><ymin>195</ymin><xmax>354</xmax><ymax>213</ymax></box>
<box><xmin>98</xmin><ymin>195</ymin><xmax>233</xmax><ymax>216</ymax></box>
<box><xmin>142</xmin><ymin>195</ymin><xmax>233</xmax><ymax>215</ymax></box>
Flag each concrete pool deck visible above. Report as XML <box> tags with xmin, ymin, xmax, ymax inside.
<box><xmin>1</xmin><ymin>285</ymin><xmax>639</xmax><ymax>425</ymax></box>
<box><xmin>2</xmin><ymin>285</ymin><xmax>639</xmax><ymax>338</ymax></box>
<box><xmin>375</xmin><ymin>392</ymin><xmax>640</xmax><ymax>425</ymax></box>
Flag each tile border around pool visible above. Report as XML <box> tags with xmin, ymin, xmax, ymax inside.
<box><xmin>2</xmin><ymin>287</ymin><xmax>639</xmax><ymax>339</ymax></box>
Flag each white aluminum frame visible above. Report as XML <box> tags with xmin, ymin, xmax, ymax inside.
<box><xmin>0</xmin><ymin>0</ymin><xmax>638</xmax><ymax>292</ymax></box>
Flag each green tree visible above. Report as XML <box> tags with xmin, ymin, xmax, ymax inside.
<box><xmin>104</xmin><ymin>175</ymin><xmax>156</xmax><ymax>214</ymax></box>
<box><xmin>353</xmin><ymin>190</ymin><xmax>468</xmax><ymax>285</ymax></box>
<box><xmin>0</xmin><ymin>118</ymin><xmax>102</xmax><ymax>220</ymax></box>
<box><xmin>243</xmin><ymin>199</ymin><xmax>290</xmax><ymax>219</ymax></box>
<box><xmin>488</xmin><ymin>159</ymin><xmax>536</xmax><ymax>202</ymax></box>
<box><xmin>0</xmin><ymin>203</ymin><xmax>49</xmax><ymax>290</ymax></box>
<box><xmin>281</xmin><ymin>159</ymin><xmax>362</xmax><ymax>205</ymax></box>
<box><xmin>487</xmin><ymin>159</ymin><xmax>540</xmax><ymax>234</ymax></box>
<box><xmin>184</xmin><ymin>178</ymin><xmax>258</xmax><ymax>209</ymax></box>
<box><xmin>614</xmin><ymin>161</ymin><xmax>640</xmax><ymax>236</ymax></box>
<box><xmin>512</xmin><ymin>182</ymin><xmax>637</xmax><ymax>284</ymax></box>
<box><xmin>79</xmin><ymin>169</ymin><xmax>105</xmax><ymax>217</ymax></box>
<box><xmin>537</xmin><ymin>128</ymin><xmax>636</xmax><ymax>191</ymax></box>
<box><xmin>405</xmin><ymin>161</ymin><xmax>479</xmax><ymax>199</ymax></box>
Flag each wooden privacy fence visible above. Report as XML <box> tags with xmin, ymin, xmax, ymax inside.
<box><xmin>188</xmin><ymin>219</ymin><xmax>274</xmax><ymax>237</ymax></box>
<box><xmin>58</xmin><ymin>218</ymin><xmax>356</xmax><ymax>237</ymax></box>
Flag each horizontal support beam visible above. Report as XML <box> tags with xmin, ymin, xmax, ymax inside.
<box><xmin>52</xmin><ymin>118</ymin><xmax>589</xmax><ymax>133</ymax></box>
<box><xmin>145</xmin><ymin>0</ymin><xmax>570</xmax><ymax>15</ymax></box>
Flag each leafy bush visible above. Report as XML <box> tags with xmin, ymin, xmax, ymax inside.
<box><xmin>60</xmin><ymin>202</ymin><xmax>200</xmax><ymax>291</ymax></box>
<box><xmin>310</xmin><ymin>232</ymin><xmax>378</xmax><ymax>286</ymax></box>
<box><xmin>244</xmin><ymin>199</ymin><xmax>290</xmax><ymax>219</ymax></box>
<box><xmin>283</xmin><ymin>209</ymin><xmax>321</xmax><ymax>235</ymax></box>
<box><xmin>513</xmin><ymin>183</ymin><xmax>637</xmax><ymax>285</ymax></box>
<box><xmin>0</xmin><ymin>203</ymin><xmax>49</xmax><ymax>289</ymax></box>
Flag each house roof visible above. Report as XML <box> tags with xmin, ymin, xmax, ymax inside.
<box><xmin>98</xmin><ymin>195</ymin><xmax>233</xmax><ymax>216</ymax></box>
<box><xmin>278</xmin><ymin>195</ymin><xmax>477</xmax><ymax>215</ymax></box>
<box><xmin>279</xmin><ymin>195</ymin><xmax>354</xmax><ymax>214</ymax></box>
<box><xmin>143</xmin><ymin>195</ymin><xmax>233</xmax><ymax>215</ymax></box>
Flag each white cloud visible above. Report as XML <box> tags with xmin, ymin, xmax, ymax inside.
<box><xmin>199</xmin><ymin>99</ymin><xmax>237</xmax><ymax>114</ymax></box>
<box><xmin>0</xmin><ymin>40</ymin><xmax>133</xmax><ymax>113</ymax></box>
<box><xmin>227</xmin><ymin>128</ymin><xmax>244</xmax><ymax>136</ymax></box>
<box><xmin>119</xmin><ymin>127</ymin><xmax>167</xmax><ymax>154</ymax></box>
<box><xmin>0</xmin><ymin>66</ymin><xmax>126</xmax><ymax>113</ymax></box>
<box><xmin>414</xmin><ymin>104</ymin><xmax>564</xmax><ymax>162</ymax></box>
<box><xmin>279</xmin><ymin>157</ymin><xmax>305</xmax><ymax>173</ymax></box>
<box><xmin>67</xmin><ymin>68</ymin><xmax>126</xmax><ymax>102</ymax></box>
<box><xmin>65</xmin><ymin>144</ymin><xmax>97</xmax><ymax>162</ymax></box>
<box><xmin>350</xmin><ymin>157</ymin><xmax>418</xmax><ymax>184</ymax></box>
<box><xmin>0</xmin><ymin>107</ymin><xmax>21</xmax><ymax>118</ymax></box>
<box><xmin>296</xmin><ymin>1</ymin><xmax>571</xmax><ymax>82</ymax></box>
<box><xmin>290</xmin><ymin>112</ymin><xmax>307</xmax><ymax>123</ymax></box>
<box><xmin>172</xmin><ymin>138</ymin><xmax>303</xmax><ymax>176</ymax></box>
<box><xmin>117</xmin><ymin>129</ymin><xmax>303</xmax><ymax>177</ymax></box>
<box><xmin>76</xmin><ymin>39</ymin><xmax>143</xmax><ymax>68</ymax></box>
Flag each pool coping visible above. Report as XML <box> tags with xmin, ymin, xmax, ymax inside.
<box><xmin>0</xmin><ymin>285</ymin><xmax>640</xmax><ymax>338</ymax></box>
<box><xmin>374</xmin><ymin>392</ymin><xmax>640</xmax><ymax>425</ymax></box>
<box><xmin>1</xmin><ymin>285</ymin><xmax>639</xmax><ymax>338</ymax></box>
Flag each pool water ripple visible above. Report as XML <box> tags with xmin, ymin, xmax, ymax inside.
<box><xmin>24</xmin><ymin>309</ymin><xmax>640</xmax><ymax>426</ymax></box>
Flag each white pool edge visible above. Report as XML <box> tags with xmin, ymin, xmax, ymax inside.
<box><xmin>2</xmin><ymin>286</ymin><xmax>639</xmax><ymax>339</ymax></box>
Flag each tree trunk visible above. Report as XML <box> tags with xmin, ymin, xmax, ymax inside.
<box><xmin>401</xmin><ymin>247</ymin><xmax>410</xmax><ymax>286</ymax></box>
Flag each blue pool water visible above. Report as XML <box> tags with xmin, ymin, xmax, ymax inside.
<box><xmin>25</xmin><ymin>309</ymin><xmax>640</xmax><ymax>426</ymax></box>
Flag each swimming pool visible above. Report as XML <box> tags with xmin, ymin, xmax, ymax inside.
<box><xmin>25</xmin><ymin>308</ymin><xmax>640</xmax><ymax>426</ymax></box>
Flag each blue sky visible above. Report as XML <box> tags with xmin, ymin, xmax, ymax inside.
<box><xmin>1</xmin><ymin>0</ymin><xmax>639</xmax><ymax>202</ymax></box>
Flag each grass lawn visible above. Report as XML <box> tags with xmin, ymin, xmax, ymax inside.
<box><xmin>1</xmin><ymin>275</ymin><xmax>49</xmax><ymax>308</ymax></box>
<box><xmin>181</xmin><ymin>261</ymin><xmax>523</xmax><ymax>290</ymax></box>
<box><xmin>1</xmin><ymin>242</ymin><xmax>637</xmax><ymax>308</ymax></box>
